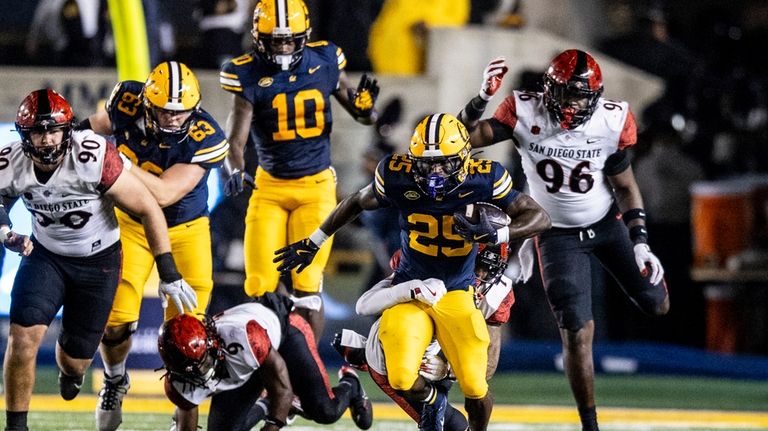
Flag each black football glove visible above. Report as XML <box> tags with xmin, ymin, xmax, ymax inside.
<box><xmin>273</xmin><ymin>238</ymin><xmax>320</xmax><ymax>273</ymax></box>
<box><xmin>454</xmin><ymin>206</ymin><xmax>498</xmax><ymax>244</ymax></box>
<box><xmin>224</xmin><ymin>169</ymin><xmax>256</xmax><ymax>196</ymax></box>
<box><xmin>347</xmin><ymin>73</ymin><xmax>379</xmax><ymax>118</ymax></box>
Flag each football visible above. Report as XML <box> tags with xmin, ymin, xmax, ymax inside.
<box><xmin>454</xmin><ymin>202</ymin><xmax>511</xmax><ymax>228</ymax></box>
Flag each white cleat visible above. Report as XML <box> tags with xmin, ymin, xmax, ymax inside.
<box><xmin>95</xmin><ymin>373</ymin><xmax>131</xmax><ymax>431</ymax></box>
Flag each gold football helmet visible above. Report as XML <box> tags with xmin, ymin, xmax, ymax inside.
<box><xmin>409</xmin><ymin>113</ymin><xmax>471</xmax><ymax>198</ymax></box>
<box><xmin>143</xmin><ymin>61</ymin><xmax>201</xmax><ymax>137</ymax></box>
<box><xmin>252</xmin><ymin>0</ymin><xmax>311</xmax><ymax>71</ymax></box>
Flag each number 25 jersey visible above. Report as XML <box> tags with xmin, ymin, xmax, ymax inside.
<box><xmin>219</xmin><ymin>42</ymin><xmax>346</xmax><ymax>179</ymax></box>
<box><xmin>373</xmin><ymin>155</ymin><xmax>518</xmax><ymax>291</ymax></box>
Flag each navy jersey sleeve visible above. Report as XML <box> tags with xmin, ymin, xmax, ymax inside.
<box><xmin>489</xmin><ymin>161</ymin><xmax>518</xmax><ymax>210</ymax></box>
<box><xmin>186</xmin><ymin>110</ymin><xmax>230</xmax><ymax>170</ymax></box>
<box><xmin>105</xmin><ymin>80</ymin><xmax>145</xmax><ymax>131</ymax></box>
<box><xmin>373</xmin><ymin>157</ymin><xmax>393</xmax><ymax>207</ymax></box>
<box><xmin>219</xmin><ymin>53</ymin><xmax>260</xmax><ymax>103</ymax></box>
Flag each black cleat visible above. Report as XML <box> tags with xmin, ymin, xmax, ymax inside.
<box><xmin>58</xmin><ymin>371</ymin><xmax>84</xmax><ymax>401</ymax></box>
<box><xmin>339</xmin><ymin>365</ymin><xmax>373</xmax><ymax>429</ymax></box>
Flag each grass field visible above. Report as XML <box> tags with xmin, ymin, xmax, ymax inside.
<box><xmin>2</xmin><ymin>368</ymin><xmax>767</xmax><ymax>430</ymax></box>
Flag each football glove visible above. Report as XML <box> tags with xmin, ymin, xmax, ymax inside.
<box><xmin>419</xmin><ymin>354</ymin><xmax>450</xmax><ymax>381</ymax></box>
<box><xmin>411</xmin><ymin>278</ymin><xmax>446</xmax><ymax>307</ymax></box>
<box><xmin>454</xmin><ymin>206</ymin><xmax>499</xmax><ymax>244</ymax></box>
<box><xmin>274</xmin><ymin>238</ymin><xmax>320</xmax><ymax>273</ymax></box>
<box><xmin>479</xmin><ymin>57</ymin><xmax>509</xmax><ymax>101</ymax></box>
<box><xmin>158</xmin><ymin>278</ymin><xmax>198</xmax><ymax>313</ymax></box>
<box><xmin>633</xmin><ymin>243</ymin><xmax>665</xmax><ymax>285</ymax></box>
<box><xmin>347</xmin><ymin>73</ymin><xmax>379</xmax><ymax>118</ymax></box>
<box><xmin>224</xmin><ymin>169</ymin><xmax>255</xmax><ymax>196</ymax></box>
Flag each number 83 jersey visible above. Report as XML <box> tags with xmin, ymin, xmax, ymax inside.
<box><xmin>373</xmin><ymin>154</ymin><xmax>518</xmax><ymax>291</ymax></box>
<box><xmin>219</xmin><ymin>42</ymin><xmax>345</xmax><ymax>179</ymax></box>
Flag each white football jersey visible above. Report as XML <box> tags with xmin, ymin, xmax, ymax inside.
<box><xmin>171</xmin><ymin>302</ymin><xmax>283</xmax><ymax>406</ymax></box>
<box><xmin>494</xmin><ymin>91</ymin><xmax>635</xmax><ymax>228</ymax></box>
<box><xmin>0</xmin><ymin>130</ymin><xmax>121</xmax><ymax>256</ymax></box>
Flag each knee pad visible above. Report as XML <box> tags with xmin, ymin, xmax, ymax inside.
<box><xmin>387</xmin><ymin>368</ymin><xmax>417</xmax><ymax>392</ymax></box>
<box><xmin>101</xmin><ymin>321</ymin><xmax>138</xmax><ymax>347</ymax></box>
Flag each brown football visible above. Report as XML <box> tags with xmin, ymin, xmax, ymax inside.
<box><xmin>454</xmin><ymin>202</ymin><xmax>511</xmax><ymax>228</ymax></box>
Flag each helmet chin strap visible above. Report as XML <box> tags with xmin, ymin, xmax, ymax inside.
<box><xmin>276</xmin><ymin>54</ymin><xmax>292</xmax><ymax>71</ymax></box>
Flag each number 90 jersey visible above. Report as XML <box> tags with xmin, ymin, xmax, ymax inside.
<box><xmin>105</xmin><ymin>81</ymin><xmax>229</xmax><ymax>226</ymax></box>
<box><xmin>0</xmin><ymin>130</ymin><xmax>121</xmax><ymax>257</ymax></box>
<box><xmin>373</xmin><ymin>155</ymin><xmax>518</xmax><ymax>291</ymax></box>
<box><xmin>219</xmin><ymin>42</ymin><xmax>346</xmax><ymax>179</ymax></box>
<box><xmin>493</xmin><ymin>90</ymin><xmax>637</xmax><ymax>228</ymax></box>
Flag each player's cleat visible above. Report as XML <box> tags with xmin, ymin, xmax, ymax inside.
<box><xmin>58</xmin><ymin>370</ymin><xmax>84</xmax><ymax>401</ymax></box>
<box><xmin>95</xmin><ymin>373</ymin><xmax>131</xmax><ymax>431</ymax></box>
<box><xmin>419</xmin><ymin>386</ymin><xmax>448</xmax><ymax>431</ymax></box>
<box><xmin>339</xmin><ymin>365</ymin><xmax>373</xmax><ymax>430</ymax></box>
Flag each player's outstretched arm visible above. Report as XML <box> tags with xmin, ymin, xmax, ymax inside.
<box><xmin>274</xmin><ymin>184</ymin><xmax>381</xmax><ymax>273</ymax></box>
<box><xmin>258</xmin><ymin>348</ymin><xmax>293</xmax><ymax>430</ymax></box>
<box><xmin>109</xmin><ymin>169</ymin><xmax>197</xmax><ymax>313</ymax></box>
<box><xmin>334</xmin><ymin>71</ymin><xmax>379</xmax><ymax>125</ymax></box>
<box><xmin>503</xmin><ymin>193</ymin><xmax>552</xmax><ymax>242</ymax></box>
<box><xmin>127</xmin><ymin>161</ymin><xmax>207</xmax><ymax>207</ymax></box>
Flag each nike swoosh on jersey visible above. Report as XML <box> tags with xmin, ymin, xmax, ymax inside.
<box><xmin>586</xmin><ymin>138</ymin><xmax>600</xmax><ymax>144</ymax></box>
<box><xmin>458</xmin><ymin>191</ymin><xmax>474</xmax><ymax>198</ymax></box>
<box><xmin>309</xmin><ymin>65</ymin><xmax>321</xmax><ymax>74</ymax></box>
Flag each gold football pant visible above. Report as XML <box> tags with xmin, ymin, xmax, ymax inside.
<box><xmin>243</xmin><ymin>167</ymin><xmax>336</xmax><ymax>297</ymax></box>
<box><xmin>107</xmin><ymin>209</ymin><xmax>213</xmax><ymax>325</ymax></box>
<box><xmin>378</xmin><ymin>288</ymin><xmax>490</xmax><ymax>399</ymax></box>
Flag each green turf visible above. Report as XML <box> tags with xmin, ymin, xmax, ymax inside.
<box><xmin>19</xmin><ymin>367</ymin><xmax>768</xmax><ymax>411</ymax></box>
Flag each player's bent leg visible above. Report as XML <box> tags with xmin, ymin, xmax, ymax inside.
<box><xmin>96</xmin><ymin>322</ymin><xmax>136</xmax><ymax>431</ymax></box>
<box><xmin>4</xmin><ymin>324</ymin><xmax>47</xmax><ymax>412</ymax></box>
<box><xmin>379</xmin><ymin>302</ymin><xmax>434</xmax><ymax>392</ymax></box>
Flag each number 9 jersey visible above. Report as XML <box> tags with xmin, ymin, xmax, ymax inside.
<box><xmin>219</xmin><ymin>41</ymin><xmax>345</xmax><ymax>179</ymax></box>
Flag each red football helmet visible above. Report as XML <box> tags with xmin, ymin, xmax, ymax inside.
<box><xmin>15</xmin><ymin>89</ymin><xmax>75</xmax><ymax>165</ymax></box>
<box><xmin>543</xmin><ymin>49</ymin><xmax>603</xmax><ymax>129</ymax></box>
<box><xmin>158</xmin><ymin>314</ymin><xmax>221</xmax><ymax>386</ymax></box>
<box><xmin>475</xmin><ymin>243</ymin><xmax>509</xmax><ymax>296</ymax></box>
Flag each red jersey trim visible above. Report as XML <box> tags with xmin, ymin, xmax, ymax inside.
<box><xmin>246</xmin><ymin>320</ymin><xmax>272</xmax><ymax>365</ymax></box>
<box><xmin>98</xmin><ymin>142</ymin><xmax>123</xmax><ymax>193</ymax></box>
<box><xmin>618</xmin><ymin>110</ymin><xmax>637</xmax><ymax>150</ymax></box>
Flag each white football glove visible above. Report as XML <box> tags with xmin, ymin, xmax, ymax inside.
<box><xmin>411</xmin><ymin>278</ymin><xmax>446</xmax><ymax>306</ymax></box>
<box><xmin>633</xmin><ymin>243</ymin><xmax>665</xmax><ymax>285</ymax></box>
<box><xmin>158</xmin><ymin>278</ymin><xmax>198</xmax><ymax>313</ymax></box>
<box><xmin>479</xmin><ymin>56</ymin><xmax>509</xmax><ymax>101</ymax></box>
<box><xmin>419</xmin><ymin>354</ymin><xmax>450</xmax><ymax>381</ymax></box>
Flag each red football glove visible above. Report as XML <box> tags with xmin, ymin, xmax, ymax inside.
<box><xmin>479</xmin><ymin>57</ymin><xmax>509</xmax><ymax>101</ymax></box>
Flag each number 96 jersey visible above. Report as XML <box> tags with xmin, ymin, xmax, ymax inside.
<box><xmin>219</xmin><ymin>42</ymin><xmax>345</xmax><ymax>179</ymax></box>
<box><xmin>373</xmin><ymin>155</ymin><xmax>518</xmax><ymax>291</ymax></box>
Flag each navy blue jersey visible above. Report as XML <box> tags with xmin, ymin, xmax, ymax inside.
<box><xmin>373</xmin><ymin>155</ymin><xmax>518</xmax><ymax>291</ymax></box>
<box><xmin>105</xmin><ymin>80</ymin><xmax>229</xmax><ymax>226</ymax></box>
<box><xmin>219</xmin><ymin>41</ymin><xmax>345</xmax><ymax>179</ymax></box>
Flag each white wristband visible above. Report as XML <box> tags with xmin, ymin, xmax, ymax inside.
<box><xmin>0</xmin><ymin>226</ymin><xmax>11</xmax><ymax>244</ymax></box>
<box><xmin>495</xmin><ymin>227</ymin><xmax>509</xmax><ymax>244</ymax></box>
<box><xmin>478</xmin><ymin>90</ymin><xmax>492</xmax><ymax>102</ymax></box>
<box><xmin>309</xmin><ymin>229</ymin><xmax>330</xmax><ymax>247</ymax></box>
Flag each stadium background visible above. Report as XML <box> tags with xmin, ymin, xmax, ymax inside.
<box><xmin>0</xmin><ymin>0</ymin><xmax>767</xmax><ymax>428</ymax></box>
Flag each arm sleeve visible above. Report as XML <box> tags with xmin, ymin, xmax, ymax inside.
<box><xmin>355</xmin><ymin>278</ymin><xmax>415</xmax><ymax>316</ymax></box>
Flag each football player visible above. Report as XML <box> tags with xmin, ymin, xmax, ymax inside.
<box><xmin>2</xmin><ymin>89</ymin><xmax>187</xmax><ymax>431</ymax></box>
<box><xmin>219</xmin><ymin>0</ymin><xmax>380</xmax><ymax>342</ymax></box>
<box><xmin>82</xmin><ymin>61</ymin><xmax>228</xmax><ymax>431</ymax></box>
<box><xmin>333</xmin><ymin>243</ymin><xmax>516</xmax><ymax>431</ymax></box>
<box><xmin>158</xmin><ymin>293</ymin><xmax>372</xmax><ymax>431</ymax></box>
<box><xmin>274</xmin><ymin>113</ymin><xmax>550</xmax><ymax>431</ymax></box>
<box><xmin>458</xmin><ymin>49</ymin><xmax>670</xmax><ymax>431</ymax></box>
